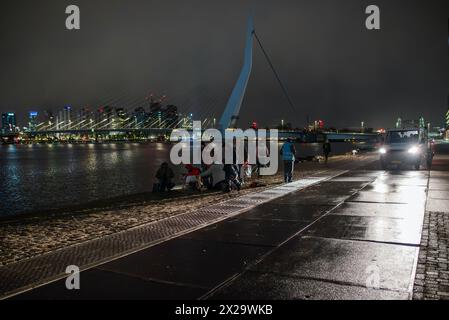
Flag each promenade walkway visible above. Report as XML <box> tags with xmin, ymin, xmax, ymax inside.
<box><xmin>3</xmin><ymin>146</ymin><xmax>449</xmax><ymax>300</ymax></box>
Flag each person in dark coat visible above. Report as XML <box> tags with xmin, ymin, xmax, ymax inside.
<box><xmin>155</xmin><ymin>162</ymin><xmax>175</xmax><ymax>192</ymax></box>
<box><xmin>323</xmin><ymin>140</ymin><xmax>331</xmax><ymax>164</ymax></box>
<box><xmin>223</xmin><ymin>164</ymin><xmax>241</xmax><ymax>192</ymax></box>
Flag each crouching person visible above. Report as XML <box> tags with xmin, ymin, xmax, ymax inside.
<box><xmin>223</xmin><ymin>164</ymin><xmax>242</xmax><ymax>192</ymax></box>
<box><xmin>155</xmin><ymin>162</ymin><xmax>175</xmax><ymax>192</ymax></box>
<box><xmin>200</xmin><ymin>162</ymin><xmax>227</xmax><ymax>191</ymax></box>
<box><xmin>184</xmin><ymin>164</ymin><xmax>202</xmax><ymax>191</ymax></box>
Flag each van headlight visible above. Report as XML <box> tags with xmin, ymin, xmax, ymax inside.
<box><xmin>379</xmin><ymin>147</ymin><xmax>387</xmax><ymax>154</ymax></box>
<box><xmin>408</xmin><ymin>146</ymin><xmax>419</xmax><ymax>154</ymax></box>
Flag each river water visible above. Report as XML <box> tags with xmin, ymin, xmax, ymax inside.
<box><xmin>0</xmin><ymin>142</ymin><xmax>356</xmax><ymax>218</ymax></box>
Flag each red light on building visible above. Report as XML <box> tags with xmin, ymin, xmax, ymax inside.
<box><xmin>318</xmin><ymin>120</ymin><xmax>324</xmax><ymax>129</ymax></box>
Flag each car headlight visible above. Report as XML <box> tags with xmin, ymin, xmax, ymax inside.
<box><xmin>379</xmin><ymin>147</ymin><xmax>387</xmax><ymax>154</ymax></box>
<box><xmin>408</xmin><ymin>146</ymin><xmax>419</xmax><ymax>154</ymax></box>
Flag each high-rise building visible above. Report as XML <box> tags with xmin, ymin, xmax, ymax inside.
<box><xmin>446</xmin><ymin>107</ymin><xmax>449</xmax><ymax>128</ymax></box>
<box><xmin>43</xmin><ymin>110</ymin><xmax>55</xmax><ymax>130</ymax></box>
<box><xmin>92</xmin><ymin>106</ymin><xmax>115</xmax><ymax>129</ymax></box>
<box><xmin>419</xmin><ymin>116</ymin><xmax>425</xmax><ymax>129</ymax></box>
<box><xmin>44</xmin><ymin>110</ymin><xmax>54</xmax><ymax>122</ymax></box>
<box><xmin>133</xmin><ymin>107</ymin><xmax>148</xmax><ymax>129</ymax></box>
<box><xmin>103</xmin><ymin>106</ymin><xmax>114</xmax><ymax>129</ymax></box>
<box><xmin>446</xmin><ymin>95</ymin><xmax>449</xmax><ymax>129</ymax></box>
<box><xmin>28</xmin><ymin>111</ymin><xmax>38</xmax><ymax>131</ymax></box>
<box><xmin>1</xmin><ymin>112</ymin><xmax>17</xmax><ymax>134</ymax></box>
<box><xmin>116</xmin><ymin>108</ymin><xmax>128</xmax><ymax>128</ymax></box>
<box><xmin>95</xmin><ymin>107</ymin><xmax>106</xmax><ymax>128</ymax></box>
<box><xmin>57</xmin><ymin>106</ymin><xmax>72</xmax><ymax>130</ymax></box>
<box><xmin>163</xmin><ymin>105</ymin><xmax>179</xmax><ymax>128</ymax></box>
<box><xmin>78</xmin><ymin>107</ymin><xmax>91</xmax><ymax>129</ymax></box>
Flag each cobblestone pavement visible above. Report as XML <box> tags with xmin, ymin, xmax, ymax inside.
<box><xmin>0</xmin><ymin>155</ymin><xmax>353</xmax><ymax>267</ymax></box>
<box><xmin>413</xmin><ymin>150</ymin><xmax>449</xmax><ymax>300</ymax></box>
<box><xmin>413</xmin><ymin>211</ymin><xmax>449</xmax><ymax>300</ymax></box>
<box><xmin>0</xmin><ymin>180</ymin><xmax>273</xmax><ymax>266</ymax></box>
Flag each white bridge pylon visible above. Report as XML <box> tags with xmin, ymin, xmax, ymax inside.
<box><xmin>218</xmin><ymin>16</ymin><xmax>255</xmax><ymax>132</ymax></box>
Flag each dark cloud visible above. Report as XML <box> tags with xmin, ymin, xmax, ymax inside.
<box><xmin>1</xmin><ymin>0</ymin><xmax>448</xmax><ymax>129</ymax></box>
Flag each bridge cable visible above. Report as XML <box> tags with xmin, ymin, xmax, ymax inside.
<box><xmin>253</xmin><ymin>31</ymin><xmax>297</xmax><ymax>113</ymax></box>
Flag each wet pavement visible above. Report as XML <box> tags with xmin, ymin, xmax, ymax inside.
<box><xmin>8</xmin><ymin>147</ymin><xmax>449</xmax><ymax>300</ymax></box>
<box><xmin>209</xmin><ymin>170</ymin><xmax>426</xmax><ymax>300</ymax></box>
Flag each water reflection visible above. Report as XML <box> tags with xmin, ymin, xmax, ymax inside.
<box><xmin>369</xmin><ymin>172</ymin><xmax>427</xmax><ymax>205</ymax></box>
<box><xmin>0</xmin><ymin>144</ymin><xmax>172</xmax><ymax>217</ymax></box>
<box><xmin>0</xmin><ymin>142</ymin><xmax>355</xmax><ymax>218</ymax></box>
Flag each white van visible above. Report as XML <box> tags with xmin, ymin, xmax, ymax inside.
<box><xmin>379</xmin><ymin>128</ymin><xmax>433</xmax><ymax>170</ymax></box>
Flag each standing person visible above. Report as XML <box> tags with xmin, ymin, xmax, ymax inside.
<box><xmin>254</xmin><ymin>140</ymin><xmax>270</xmax><ymax>177</ymax></box>
<box><xmin>280</xmin><ymin>138</ymin><xmax>296</xmax><ymax>183</ymax></box>
<box><xmin>323</xmin><ymin>139</ymin><xmax>331</xmax><ymax>164</ymax></box>
<box><xmin>155</xmin><ymin>162</ymin><xmax>175</xmax><ymax>192</ymax></box>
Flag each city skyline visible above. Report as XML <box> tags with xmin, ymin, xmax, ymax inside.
<box><xmin>1</xmin><ymin>0</ymin><xmax>449</xmax><ymax>129</ymax></box>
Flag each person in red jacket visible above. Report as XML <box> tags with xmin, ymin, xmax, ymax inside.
<box><xmin>184</xmin><ymin>164</ymin><xmax>201</xmax><ymax>190</ymax></box>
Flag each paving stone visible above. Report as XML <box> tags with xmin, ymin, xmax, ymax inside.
<box><xmin>413</xmin><ymin>209</ymin><xmax>449</xmax><ymax>300</ymax></box>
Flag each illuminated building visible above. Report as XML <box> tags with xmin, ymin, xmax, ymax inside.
<box><xmin>1</xmin><ymin>112</ymin><xmax>17</xmax><ymax>134</ymax></box>
<box><xmin>28</xmin><ymin>111</ymin><xmax>38</xmax><ymax>131</ymax></box>
<box><xmin>57</xmin><ymin>106</ymin><xmax>72</xmax><ymax>130</ymax></box>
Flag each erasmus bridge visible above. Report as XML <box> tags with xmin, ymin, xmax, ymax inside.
<box><xmin>6</xmin><ymin>17</ymin><xmax>378</xmax><ymax>143</ymax></box>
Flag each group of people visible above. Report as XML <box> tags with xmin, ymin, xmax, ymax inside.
<box><xmin>155</xmin><ymin>139</ymin><xmax>332</xmax><ymax>192</ymax></box>
<box><xmin>154</xmin><ymin>162</ymin><xmax>244</xmax><ymax>193</ymax></box>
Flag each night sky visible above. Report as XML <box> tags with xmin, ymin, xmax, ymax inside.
<box><xmin>1</xmin><ymin>0</ymin><xmax>448</xmax><ymax>129</ymax></box>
